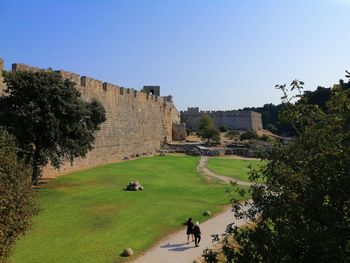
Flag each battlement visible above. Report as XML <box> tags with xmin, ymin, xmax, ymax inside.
<box><xmin>81</xmin><ymin>75</ymin><xmax>103</xmax><ymax>88</ymax></box>
<box><xmin>55</xmin><ymin>70</ymin><xmax>81</xmax><ymax>86</ymax></box>
<box><xmin>0</xmin><ymin>59</ymin><xmax>4</xmax><ymax>95</ymax></box>
<box><xmin>181</xmin><ymin>107</ymin><xmax>255</xmax><ymax>116</ymax></box>
<box><xmin>181</xmin><ymin>107</ymin><xmax>263</xmax><ymax>131</ymax></box>
<box><xmin>6</xmin><ymin>60</ymin><xmax>174</xmax><ymax>104</ymax></box>
<box><xmin>12</xmin><ymin>63</ymin><xmax>42</xmax><ymax>72</ymax></box>
<box><xmin>0</xmin><ymin>58</ymin><xmax>181</xmax><ymax>176</ymax></box>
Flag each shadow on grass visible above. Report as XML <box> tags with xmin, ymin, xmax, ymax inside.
<box><xmin>33</xmin><ymin>178</ymin><xmax>54</xmax><ymax>190</ymax></box>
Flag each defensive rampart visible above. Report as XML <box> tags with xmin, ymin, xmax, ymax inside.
<box><xmin>0</xmin><ymin>59</ymin><xmax>180</xmax><ymax>176</ymax></box>
<box><xmin>181</xmin><ymin>107</ymin><xmax>263</xmax><ymax>131</ymax></box>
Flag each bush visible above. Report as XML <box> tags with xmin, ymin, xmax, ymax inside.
<box><xmin>203</xmin><ymin>248</ymin><xmax>218</xmax><ymax>263</ymax></box>
<box><xmin>198</xmin><ymin>114</ymin><xmax>221</xmax><ymax>144</ymax></box>
<box><xmin>225</xmin><ymin>130</ymin><xmax>239</xmax><ymax>139</ymax></box>
<box><xmin>259</xmin><ymin>134</ymin><xmax>270</xmax><ymax>142</ymax></box>
<box><xmin>266</xmin><ymin>123</ymin><xmax>278</xmax><ymax>133</ymax></box>
<box><xmin>239</xmin><ymin>130</ymin><xmax>259</xmax><ymax>141</ymax></box>
<box><xmin>219</xmin><ymin>126</ymin><xmax>228</xmax><ymax>132</ymax></box>
<box><xmin>0</xmin><ymin>129</ymin><xmax>36</xmax><ymax>262</ymax></box>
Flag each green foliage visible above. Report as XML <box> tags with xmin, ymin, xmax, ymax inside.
<box><xmin>0</xmin><ymin>129</ymin><xmax>36</xmax><ymax>263</ymax></box>
<box><xmin>266</xmin><ymin>123</ymin><xmax>277</xmax><ymax>134</ymax></box>
<box><xmin>10</xmin><ymin>156</ymin><xmax>249</xmax><ymax>263</ymax></box>
<box><xmin>303</xmin><ymin>86</ymin><xmax>332</xmax><ymax>111</ymax></box>
<box><xmin>0</xmin><ymin>70</ymin><xmax>106</xmax><ymax>184</ymax></box>
<box><xmin>219</xmin><ymin>125</ymin><xmax>228</xmax><ymax>132</ymax></box>
<box><xmin>199</xmin><ymin>113</ymin><xmax>214</xmax><ymax>131</ymax></box>
<box><xmin>259</xmin><ymin>134</ymin><xmax>270</xmax><ymax>142</ymax></box>
<box><xmin>239</xmin><ymin>130</ymin><xmax>258</xmax><ymax>141</ymax></box>
<box><xmin>198</xmin><ymin>114</ymin><xmax>221</xmax><ymax>144</ymax></box>
<box><xmin>223</xmin><ymin>81</ymin><xmax>350</xmax><ymax>262</ymax></box>
<box><xmin>225</xmin><ymin>130</ymin><xmax>239</xmax><ymax>139</ymax></box>
<box><xmin>203</xmin><ymin>248</ymin><xmax>218</xmax><ymax>263</ymax></box>
<box><xmin>186</xmin><ymin>128</ymin><xmax>192</xmax><ymax>136</ymax></box>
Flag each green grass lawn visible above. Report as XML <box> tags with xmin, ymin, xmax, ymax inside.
<box><xmin>11</xmin><ymin>156</ymin><xmax>247</xmax><ymax>263</ymax></box>
<box><xmin>207</xmin><ymin>157</ymin><xmax>266</xmax><ymax>183</ymax></box>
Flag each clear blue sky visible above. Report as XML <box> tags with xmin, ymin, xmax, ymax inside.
<box><xmin>1</xmin><ymin>0</ymin><xmax>349</xmax><ymax>110</ymax></box>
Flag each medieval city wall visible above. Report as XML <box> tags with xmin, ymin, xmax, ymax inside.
<box><xmin>0</xmin><ymin>59</ymin><xmax>180</xmax><ymax>176</ymax></box>
<box><xmin>181</xmin><ymin>107</ymin><xmax>263</xmax><ymax>131</ymax></box>
<box><xmin>0</xmin><ymin>59</ymin><xmax>4</xmax><ymax>95</ymax></box>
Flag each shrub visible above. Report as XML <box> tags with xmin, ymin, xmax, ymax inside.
<box><xmin>219</xmin><ymin>126</ymin><xmax>228</xmax><ymax>132</ymax></box>
<box><xmin>0</xmin><ymin>129</ymin><xmax>36</xmax><ymax>262</ymax></box>
<box><xmin>266</xmin><ymin>123</ymin><xmax>278</xmax><ymax>133</ymax></box>
<box><xmin>198</xmin><ymin>114</ymin><xmax>221</xmax><ymax>144</ymax></box>
<box><xmin>239</xmin><ymin>130</ymin><xmax>259</xmax><ymax>141</ymax></box>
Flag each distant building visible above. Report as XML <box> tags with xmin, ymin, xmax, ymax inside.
<box><xmin>181</xmin><ymin>107</ymin><xmax>263</xmax><ymax>131</ymax></box>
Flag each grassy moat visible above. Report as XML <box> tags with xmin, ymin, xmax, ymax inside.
<box><xmin>11</xmin><ymin>156</ymin><xmax>249</xmax><ymax>263</ymax></box>
<box><xmin>207</xmin><ymin>157</ymin><xmax>266</xmax><ymax>183</ymax></box>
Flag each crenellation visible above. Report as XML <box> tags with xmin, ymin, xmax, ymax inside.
<box><xmin>181</xmin><ymin>107</ymin><xmax>263</xmax><ymax>131</ymax></box>
<box><xmin>55</xmin><ymin>70</ymin><xmax>81</xmax><ymax>86</ymax></box>
<box><xmin>80</xmin><ymin>76</ymin><xmax>103</xmax><ymax>89</ymax></box>
<box><xmin>0</xmin><ymin>58</ymin><xmax>4</xmax><ymax>95</ymax></box>
<box><xmin>12</xmin><ymin>63</ymin><xmax>41</xmax><ymax>72</ymax></box>
<box><xmin>0</xmin><ymin>58</ymin><xmax>181</xmax><ymax>176</ymax></box>
<box><xmin>102</xmin><ymin>82</ymin><xmax>108</xmax><ymax>91</ymax></box>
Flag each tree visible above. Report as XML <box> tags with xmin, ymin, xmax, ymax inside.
<box><xmin>198</xmin><ymin>114</ymin><xmax>220</xmax><ymax>144</ymax></box>
<box><xmin>215</xmin><ymin>78</ymin><xmax>350</xmax><ymax>262</ymax></box>
<box><xmin>266</xmin><ymin>123</ymin><xmax>277</xmax><ymax>134</ymax></box>
<box><xmin>0</xmin><ymin>70</ymin><xmax>106</xmax><ymax>184</ymax></box>
<box><xmin>0</xmin><ymin>129</ymin><xmax>36</xmax><ymax>262</ymax></box>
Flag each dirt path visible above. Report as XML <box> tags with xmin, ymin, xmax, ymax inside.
<box><xmin>131</xmin><ymin>205</ymin><xmax>248</xmax><ymax>263</ymax></box>
<box><xmin>197</xmin><ymin>156</ymin><xmax>254</xmax><ymax>187</ymax></box>
<box><xmin>131</xmin><ymin>157</ymin><xmax>252</xmax><ymax>263</ymax></box>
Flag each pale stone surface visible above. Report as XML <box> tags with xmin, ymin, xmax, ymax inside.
<box><xmin>172</xmin><ymin>123</ymin><xmax>187</xmax><ymax>141</ymax></box>
<box><xmin>123</xmin><ymin>248</ymin><xmax>134</xmax><ymax>257</ymax></box>
<box><xmin>0</xmin><ymin>59</ymin><xmax>180</xmax><ymax>177</ymax></box>
<box><xmin>181</xmin><ymin>107</ymin><xmax>263</xmax><ymax>131</ymax></box>
<box><xmin>0</xmin><ymin>58</ymin><xmax>4</xmax><ymax>95</ymax></box>
<box><xmin>203</xmin><ymin>210</ymin><xmax>211</xmax><ymax>216</ymax></box>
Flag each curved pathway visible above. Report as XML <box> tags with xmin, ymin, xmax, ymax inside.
<box><xmin>131</xmin><ymin>205</ymin><xmax>248</xmax><ymax>263</ymax></box>
<box><xmin>131</xmin><ymin>157</ymin><xmax>252</xmax><ymax>263</ymax></box>
<box><xmin>197</xmin><ymin>156</ymin><xmax>254</xmax><ymax>187</ymax></box>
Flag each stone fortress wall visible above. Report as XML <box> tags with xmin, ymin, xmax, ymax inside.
<box><xmin>0</xmin><ymin>58</ymin><xmax>180</xmax><ymax>176</ymax></box>
<box><xmin>0</xmin><ymin>59</ymin><xmax>4</xmax><ymax>95</ymax></box>
<box><xmin>181</xmin><ymin>107</ymin><xmax>263</xmax><ymax>131</ymax></box>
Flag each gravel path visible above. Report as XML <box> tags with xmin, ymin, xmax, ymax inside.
<box><xmin>131</xmin><ymin>205</ymin><xmax>247</xmax><ymax>263</ymax></box>
<box><xmin>131</xmin><ymin>156</ymin><xmax>251</xmax><ymax>263</ymax></box>
<box><xmin>197</xmin><ymin>156</ymin><xmax>254</xmax><ymax>187</ymax></box>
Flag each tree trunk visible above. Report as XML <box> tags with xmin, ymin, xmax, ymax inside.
<box><xmin>31</xmin><ymin>148</ymin><xmax>41</xmax><ymax>185</ymax></box>
<box><xmin>31</xmin><ymin>165</ymin><xmax>41</xmax><ymax>185</ymax></box>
